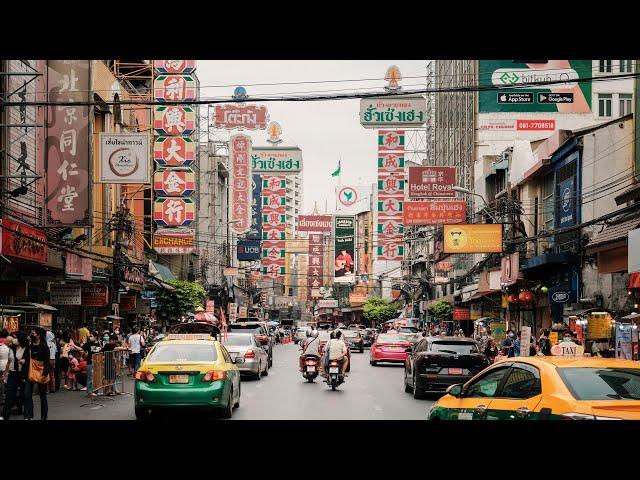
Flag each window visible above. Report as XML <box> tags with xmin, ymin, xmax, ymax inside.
<box><xmin>146</xmin><ymin>344</ymin><xmax>217</xmax><ymax>363</ymax></box>
<box><xmin>598</xmin><ymin>94</ymin><xmax>612</xmax><ymax>117</ymax></box>
<box><xmin>500</xmin><ymin>366</ymin><xmax>542</xmax><ymax>399</ymax></box>
<box><xmin>220</xmin><ymin>346</ymin><xmax>233</xmax><ymax>363</ymax></box>
<box><xmin>620</xmin><ymin>60</ymin><xmax>633</xmax><ymax>73</ymax></box>
<box><xmin>464</xmin><ymin>366</ymin><xmax>511</xmax><ymax>398</ymax></box>
<box><xmin>430</xmin><ymin>341</ymin><xmax>479</xmax><ymax>354</ymax></box>
<box><xmin>619</xmin><ymin>93</ymin><xmax>633</xmax><ymax>116</ymax></box>
<box><xmin>558</xmin><ymin>368</ymin><xmax>640</xmax><ymax>400</ymax></box>
<box><xmin>599</xmin><ymin>60</ymin><xmax>612</xmax><ymax>73</ymax></box>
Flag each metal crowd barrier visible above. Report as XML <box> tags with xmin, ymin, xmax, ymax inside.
<box><xmin>81</xmin><ymin>349</ymin><xmax>130</xmax><ymax>408</ymax></box>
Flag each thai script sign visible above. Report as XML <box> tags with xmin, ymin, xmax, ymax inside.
<box><xmin>81</xmin><ymin>284</ymin><xmax>108</xmax><ymax>307</ymax></box>
<box><xmin>407</xmin><ymin>166</ymin><xmax>456</xmax><ymax>198</ymax></box>
<box><xmin>443</xmin><ymin>224</ymin><xmax>503</xmax><ymax>254</ymax></box>
<box><xmin>229</xmin><ymin>135</ymin><xmax>253</xmax><ymax>235</ymax></box>
<box><xmin>45</xmin><ymin>60</ymin><xmax>91</xmax><ymax>226</ymax></box>
<box><xmin>212</xmin><ymin>104</ymin><xmax>269</xmax><ymax>130</ymax></box>
<box><xmin>123</xmin><ymin>265</ymin><xmax>145</xmax><ymax>286</ymax></box>
<box><xmin>360</xmin><ymin>96</ymin><xmax>427</xmax><ymax>128</ymax></box>
<box><xmin>297</xmin><ymin>215</ymin><xmax>332</xmax><ymax>233</ymax></box>
<box><xmin>99</xmin><ymin>133</ymin><xmax>150</xmax><ymax>184</ymax></box>
<box><xmin>252</xmin><ymin>147</ymin><xmax>302</xmax><ymax>173</ymax></box>
<box><xmin>403</xmin><ymin>201</ymin><xmax>467</xmax><ymax>225</ymax></box>
<box><xmin>50</xmin><ymin>284</ymin><xmax>82</xmax><ymax>306</ymax></box>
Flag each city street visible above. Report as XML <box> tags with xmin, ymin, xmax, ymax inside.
<box><xmin>33</xmin><ymin>343</ymin><xmax>433</xmax><ymax>420</ymax></box>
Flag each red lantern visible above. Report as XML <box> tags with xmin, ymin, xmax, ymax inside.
<box><xmin>507</xmin><ymin>294</ymin><xmax>520</xmax><ymax>304</ymax></box>
<box><xmin>519</xmin><ymin>290</ymin><xmax>534</xmax><ymax>303</ymax></box>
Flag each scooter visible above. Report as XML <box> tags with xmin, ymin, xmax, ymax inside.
<box><xmin>302</xmin><ymin>355</ymin><xmax>320</xmax><ymax>383</ymax></box>
<box><xmin>326</xmin><ymin>359</ymin><xmax>345</xmax><ymax>391</ymax></box>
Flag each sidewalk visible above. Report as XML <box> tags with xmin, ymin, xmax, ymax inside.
<box><xmin>5</xmin><ymin>376</ymin><xmax>136</xmax><ymax>420</ymax></box>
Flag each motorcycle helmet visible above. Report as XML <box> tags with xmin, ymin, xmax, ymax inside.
<box><xmin>312</xmin><ymin>330</ymin><xmax>319</xmax><ymax>338</ymax></box>
<box><xmin>306</xmin><ymin>330</ymin><xmax>312</xmax><ymax>337</ymax></box>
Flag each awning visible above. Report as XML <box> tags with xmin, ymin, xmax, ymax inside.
<box><xmin>630</xmin><ymin>272</ymin><xmax>640</xmax><ymax>289</ymax></box>
<box><xmin>6</xmin><ymin>303</ymin><xmax>58</xmax><ymax>312</ymax></box>
<box><xmin>563</xmin><ymin>307</ymin><xmax>598</xmax><ymax>319</ymax></box>
<box><xmin>148</xmin><ymin>277</ymin><xmax>176</xmax><ymax>291</ymax></box>
<box><xmin>148</xmin><ymin>260</ymin><xmax>176</xmax><ymax>282</ymax></box>
<box><xmin>586</xmin><ymin>216</ymin><xmax>640</xmax><ymax>253</ymax></box>
<box><xmin>121</xmin><ymin>281</ymin><xmax>143</xmax><ymax>292</ymax></box>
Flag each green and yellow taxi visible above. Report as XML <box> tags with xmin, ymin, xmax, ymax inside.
<box><xmin>134</xmin><ymin>334</ymin><xmax>241</xmax><ymax>419</ymax></box>
<box><xmin>428</xmin><ymin>356</ymin><xmax>640</xmax><ymax>420</ymax></box>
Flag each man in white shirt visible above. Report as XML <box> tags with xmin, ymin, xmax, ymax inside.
<box><xmin>326</xmin><ymin>330</ymin><xmax>349</xmax><ymax>376</ymax></box>
<box><xmin>0</xmin><ymin>330</ymin><xmax>10</xmax><ymax>407</ymax></box>
<box><xmin>128</xmin><ymin>326</ymin><xmax>145</xmax><ymax>373</ymax></box>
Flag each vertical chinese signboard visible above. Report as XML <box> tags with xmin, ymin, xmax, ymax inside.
<box><xmin>377</xmin><ymin>130</ymin><xmax>405</xmax><ymax>261</ymax></box>
<box><xmin>152</xmin><ymin>60</ymin><xmax>197</xmax><ymax>253</ymax></box>
<box><xmin>261</xmin><ymin>175</ymin><xmax>286</xmax><ymax>280</ymax></box>
<box><xmin>229</xmin><ymin>135</ymin><xmax>252</xmax><ymax>235</ymax></box>
<box><xmin>307</xmin><ymin>233</ymin><xmax>324</xmax><ymax>299</ymax></box>
<box><xmin>45</xmin><ymin>60</ymin><xmax>91</xmax><ymax>226</ymax></box>
<box><xmin>334</xmin><ymin>216</ymin><xmax>356</xmax><ymax>283</ymax></box>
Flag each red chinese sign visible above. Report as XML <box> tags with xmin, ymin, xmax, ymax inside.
<box><xmin>45</xmin><ymin>60</ymin><xmax>91</xmax><ymax>226</ymax></box>
<box><xmin>229</xmin><ymin>135</ymin><xmax>253</xmax><ymax>235</ymax></box>
<box><xmin>408</xmin><ymin>166</ymin><xmax>456</xmax><ymax>198</ymax></box>
<box><xmin>154</xmin><ymin>75</ymin><xmax>197</xmax><ymax>102</ymax></box>
<box><xmin>81</xmin><ymin>284</ymin><xmax>108</xmax><ymax>307</ymax></box>
<box><xmin>153</xmin><ymin>60</ymin><xmax>196</xmax><ymax>74</ymax></box>
<box><xmin>153</xmin><ymin>168</ymin><xmax>195</xmax><ymax>196</ymax></box>
<box><xmin>453</xmin><ymin>308</ymin><xmax>471</xmax><ymax>320</ymax></box>
<box><xmin>261</xmin><ymin>175</ymin><xmax>286</xmax><ymax>281</ymax></box>
<box><xmin>307</xmin><ymin>233</ymin><xmax>324</xmax><ymax>299</ymax></box>
<box><xmin>154</xmin><ymin>136</ymin><xmax>195</xmax><ymax>167</ymax></box>
<box><xmin>1</xmin><ymin>219</ymin><xmax>48</xmax><ymax>264</ymax></box>
<box><xmin>377</xmin><ymin>129</ymin><xmax>404</xmax><ymax>261</ymax></box>
<box><xmin>153</xmin><ymin>106</ymin><xmax>196</xmax><ymax>135</ymax></box>
<box><xmin>153</xmin><ymin>197</ymin><xmax>195</xmax><ymax>226</ymax></box>
<box><xmin>213</xmin><ymin>105</ymin><xmax>269</xmax><ymax>130</ymax></box>
<box><xmin>378</xmin><ymin>130</ymin><xmax>405</xmax><ymax>151</ymax></box>
<box><xmin>403</xmin><ymin>201</ymin><xmax>467</xmax><ymax>225</ymax></box>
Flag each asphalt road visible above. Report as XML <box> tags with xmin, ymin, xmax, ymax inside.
<box><xmin>26</xmin><ymin>342</ymin><xmax>434</xmax><ymax>420</ymax></box>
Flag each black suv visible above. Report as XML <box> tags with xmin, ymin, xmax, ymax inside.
<box><xmin>404</xmin><ymin>336</ymin><xmax>490</xmax><ymax>399</ymax></box>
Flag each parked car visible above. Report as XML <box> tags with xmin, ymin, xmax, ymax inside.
<box><xmin>342</xmin><ymin>329</ymin><xmax>364</xmax><ymax>353</ymax></box>
<box><xmin>370</xmin><ymin>333</ymin><xmax>412</xmax><ymax>366</ymax></box>
<box><xmin>228</xmin><ymin>321</ymin><xmax>273</xmax><ymax>368</ymax></box>
<box><xmin>222</xmin><ymin>332</ymin><xmax>269</xmax><ymax>380</ymax></box>
<box><xmin>404</xmin><ymin>336</ymin><xmax>490</xmax><ymax>399</ymax></box>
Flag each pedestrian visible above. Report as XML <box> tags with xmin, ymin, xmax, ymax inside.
<box><xmin>82</xmin><ymin>332</ymin><xmax>101</xmax><ymax>397</ymax></box>
<box><xmin>128</xmin><ymin>326</ymin><xmax>145</xmax><ymax>374</ymax></box>
<box><xmin>538</xmin><ymin>329</ymin><xmax>552</xmax><ymax>356</ymax></box>
<box><xmin>67</xmin><ymin>351</ymin><xmax>81</xmax><ymax>391</ymax></box>
<box><xmin>60</xmin><ymin>333</ymin><xmax>82</xmax><ymax>389</ymax></box>
<box><xmin>45</xmin><ymin>331</ymin><xmax>57</xmax><ymax>393</ymax></box>
<box><xmin>483</xmin><ymin>329</ymin><xmax>498</xmax><ymax>363</ymax></box>
<box><xmin>0</xmin><ymin>330</ymin><xmax>10</xmax><ymax>408</ymax></box>
<box><xmin>513</xmin><ymin>331</ymin><xmax>521</xmax><ymax>357</ymax></box>
<box><xmin>77</xmin><ymin>322</ymin><xmax>90</xmax><ymax>346</ymax></box>
<box><xmin>503</xmin><ymin>330</ymin><xmax>516</xmax><ymax>357</ymax></box>
<box><xmin>1</xmin><ymin>335</ymin><xmax>15</xmax><ymax>420</ymax></box>
<box><xmin>24</xmin><ymin>327</ymin><xmax>51</xmax><ymax>420</ymax></box>
<box><xmin>73</xmin><ymin>352</ymin><xmax>88</xmax><ymax>390</ymax></box>
<box><xmin>2</xmin><ymin>332</ymin><xmax>28</xmax><ymax>419</ymax></box>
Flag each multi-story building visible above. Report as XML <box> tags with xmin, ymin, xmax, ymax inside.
<box><xmin>285</xmin><ymin>172</ymin><xmax>303</xmax><ymax>233</ymax></box>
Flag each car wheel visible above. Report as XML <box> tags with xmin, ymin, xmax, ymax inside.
<box><xmin>413</xmin><ymin>374</ymin><xmax>426</xmax><ymax>399</ymax></box>
<box><xmin>404</xmin><ymin>371</ymin><xmax>413</xmax><ymax>393</ymax></box>
<box><xmin>370</xmin><ymin>360</ymin><xmax>377</xmax><ymax>366</ymax></box>
<box><xmin>263</xmin><ymin>361</ymin><xmax>269</xmax><ymax>376</ymax></box>
<box><xmin>254</xmin><ymin>362</ymin><xmax>262</xmax><ymax>380</ymax></box>
<box><xmin>220</xmin><ymin>388</ymin><xmax>233</xmax><ymax>419</ymax></box>
<box><xmin>233</xmin><ymin>383</ymin><xmax>240</xmax><ymax>409</ymax></box>
<box><xmin>135</xmin><ymin>407</ymin><xmax>150</xmax><ymax>420</ymax></box>
<box><xmin>360</xmin><ymin>347</ymin><xmax>364</xmax><ymax>354</ymax></box>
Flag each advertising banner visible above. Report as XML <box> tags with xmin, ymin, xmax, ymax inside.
<box><xmin>50</xmin><ymin>284</ymin><xmax>82</xmax><ymax>306</ymax></box>
<box><xmin>548</xmin><ymin>284</ymin><xmax>577</xmax><ymax>304</ymax></box>
<box><xmin>349</xmin><ymin>293</ymin><xmax>367</xmax><ymax>305</ymax></box>
<box><xmin>153</xmin><ymin>168</ymin><xmax>195</xmax><ymax>196</ymax></box>
<box><xmin>297</xmin><ymin>215</ymin><xmax>332</xmax><ymax>233</ymax></box>
<box><xmin>360</xmin><ymin>96</ymin><xmax>427</xmax><ymax>128</ymax></box>
<box><xmin>46</xmin><ymin>60</ymin><xmax>91</xmax><ymax>226</ymax></box>
<box><xmin>99</xmin><ymin>133</ymin><xmax>150</xmax><ymax>184</ymax></box>
<box><xmin>153</xmin><ymin>229</ymin><xmax>195</xmax><ymax>254</ymax></box>
<box><xmin>212</xmin><ymin>105</ymin><xmax>269</xmax><ymax>130</ymax></box>
<box><xmin>334</xmin><ymin>216</ymin><xmax>356</xmax><ymax>283</ymax></box>
<box><xmin>558</xmin><ymin>177</ymin><xmax>576</xmax><ymax>228</ymax></box>
<box><xmin>407</xmin><ymin>166</ymin><xmax>456</xmax><ymax>198</ymax></box>
<box><xmin>586</xmin><ymin>313</ymin><xmax>612</xmax><ymax>339</ymax></box>
<box><xmin>229</xmin><ymin>134</ymin><xmax>253</xmax><ymax>235</ymax></box>
<box><xmin>252</xmin><ymin>147</ymin><xmax>302</xmax><ymax>173</ymax></box>
<box><xmin>237</xmin><ymin>239</ymin><xmax>262</xmax><ymax>261</ymax></box>
<box><xmin>478</xmin><ymin>60</ymin><xmax>592</xmax><ymax>113</ymax></box>
<box><xmin>0</xmin><ymin>219</ymin><xmax>48</xmax><ymax>264</ymax></box>
<box><xmin>403</xmin><ymin>201</ymin><xmax>466</xmax><ymax>225</ymax></box>
<box><xmin>443</xmin><ymin>224</ymin><xmax>503</xmax><ymax>254</ymax></box>
<box><xmin>81</xmin><ymin>284</ymin><xmax>108</xmax><ymax>307</ymax></box>
<box><xmin>307</xmin><ymin>233</ymin><xmax>324</xmax><ymax>299</ymax></box>
<box><xmin>153</xmin><ymin>136</ymin><xmax>195</xmax><ymax>167</ymax></box>
<box><xmin>206</xmin><ymin>300</ymin><xmax>215</xmax><ymax>313</ymax></box>
<box><xmin>478</xmin><ymin>119</ymin><xmax>557</xmax><ymax>131</ymax></box>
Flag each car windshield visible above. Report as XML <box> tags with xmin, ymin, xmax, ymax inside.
<box><xmin>558</xmin><ymin>367</ymin><xmax>640</xmax><ymax>400</ymax></box>
<box><xmin>376</xmin><ymin>334</ymin><xmax>403</xmax><ymax>343</ymax></box>
<box><xmin>399</xmin><ymin>327</ymin><xmax>419</xmax><ymax>333</ymax></box>
<box><xmin>228</xmin><ymin>325</ymin><xmax>263</xmax><ymax>334</ymax></box>
<box><xmin>146</xmin><ymin>344</ymin><xmax>217</xmax><ymax>363</ymax></box>
<box><xmin>430</xmin><ymin>342</ymin><xmax>479</xmax><ymax>354</ymax></box>
<box><xmin>223</xmin><ymin>335</ymin><xmax>253</xmax><ymax>346</ymax></box>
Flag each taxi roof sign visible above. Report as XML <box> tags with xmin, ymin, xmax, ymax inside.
<box><xmin>551</xmin><ymin>341</ymin><xmax>585</xmax><ymax>357</ymax></box>
<box><xmin>165</xmin><ymin>334</ymin><xmax>213</xmax><ymax>341</ymax></box>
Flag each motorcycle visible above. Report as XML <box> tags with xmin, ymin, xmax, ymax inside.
<box><xmin>326</xmin><ymin>358</ymin><xmax>345</xmax><ymax>391</ymax></box>
<box><xmin>302</xmin><ymin>355</ymin><xmax>320</xmax><ymax>383</ymax></box>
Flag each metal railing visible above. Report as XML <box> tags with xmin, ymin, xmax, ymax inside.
<box><xmin>81</xmin><ymin>349</ymin><xmax>130</xmax><ymax>409</ymax></box>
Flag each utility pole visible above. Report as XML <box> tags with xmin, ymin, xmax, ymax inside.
<box><xmin>109</xmin><ymin>201</ymin><xmax>133</xmax><ymax>317</ymax></box>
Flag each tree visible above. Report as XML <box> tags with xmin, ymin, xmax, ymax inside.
<box><xmin>428</xmin><ymin>299</ymin><xmax>452</xmax><ymax>322</ymax></box>
<box><xmin>156</xmin><ymin>280</ymin><xmax>206</xmax><ymax>324</ymax></box>
<box><xmin>363</xmin><ymin>296</ymin><xmax>397</xmax><ymax>326</ymax></box>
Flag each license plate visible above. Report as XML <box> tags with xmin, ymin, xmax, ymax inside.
<box><xmin>329</xmin><ymin>367</ymin><xmax>339</xmax><ymax>373</ymax></box>
<box><xmin>169</xmin><ymin>374</ymin><xmax>189</xmax><ymax>384</ymax></box>
<box><xmin>390</xmin><ymin>347</ymin><xmax>404</xmax><ymax>351</ymax></box>
<box><xmin>426</xmin><ymin>374</ymin><xmax>437</xmax><ymax>379</ymax></box>
<box><xmin>448</xmin><ymin>368</ymin><xmax>463</xmax><ymax>375</ymax></box>
<box><xmin>306</xmin><ymin>366</ymin><xmax>316</xmax><ymax>372</ymax></box>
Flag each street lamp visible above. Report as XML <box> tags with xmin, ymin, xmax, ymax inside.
<box><xmin>452</xmin><ymin>186</ymin><xmax>498</xmax><ymax>223</ymax></box>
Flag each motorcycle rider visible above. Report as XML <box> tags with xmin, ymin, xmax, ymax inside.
<box><xmin>324</xmin><ymin>329</ymin><xmax>349</xmax><ymax>377</ymax></box>
<box><xmin>299</xmin><ymin>329</ymin><xmax>320</xmax><ymax>372</ymax></box>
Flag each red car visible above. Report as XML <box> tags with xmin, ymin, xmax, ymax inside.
<box><xmin>370</xmin><ymin>333</ymin><xmax>411</xmax><ymax>366</ymax></box>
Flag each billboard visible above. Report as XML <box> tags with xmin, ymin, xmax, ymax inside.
<box><xmin>478</xmin><ymin>60</ymin><xmax>592</xmax><ymax>113</ymax></box>
<box><xmin>212</xmin><ymin>105</ymin><xmax>269</xmax><ymax>130</ymax></box>
<box><xmin>100</xmin><ymin>133</ymin><xmax>150</xmax><ymax>184</ymax></box>
<box><xmin>403</xmin><ymin>201</ymin><xmax>466</xmax><ymax>226</ymax></box>
<box><xmin>334</xmin><ymin>216</ymin><xmax>356</xmax><ymax>283</ymax></box>
<box><xmin>360</xmin><ymin>96</ymin><xmax>427</xmax><ymax>128</ymax></box>
<box><xmin>237</xmin><ymin>239</ymin><xmax>261</xmax><ymax>261</ymax></box>
<box><xmin>558</xmin><ymin>176</ymin><xmax>576</xmax><ymax>228</ymax></box>
<box><xmin>50</xmin><ymin>284</ymin><xmax>82</xmax><ymax>306</ymax></box>
<box><xmin>229</xmin><ymin>135</ymin><xmax>253</xmax><ymax>235</ymax></box>
<box><xmin>45</xmin><ymin>60</ymin><xmax>91</xmax><ymax>227</ymax></box>
<box><xmin>297</xmin><ymin>215</ymin><xmax>332</xmax><ymax>233</ymax></box>
<box><xmin>251</xmin><ymin>147</ymin><xmax>302</xmax><ymax>174</ymax></box>
<box><xmin>443</xmin><ymin>224</ymin><xmax>503</xmax><ymax>254</ymax></box>
<box><xmin>407</xmin><ymin>166</ymin><xmax>456</xmax><ymax>198</ymax></box>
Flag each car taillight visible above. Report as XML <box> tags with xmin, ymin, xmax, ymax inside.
<box><xmin>135</xmin><ymin>371</ymin><xmax>155</xmax><ymax>382</ymax></box>
<box><xmin>244</xmin><ymin>350</ymin><xmax>256</xmax><ymax>359</ymax></box>
<box><xmin>202</xmin><ymin>370</ymin><xmax>225</xmax><ymax>382</ymax></box>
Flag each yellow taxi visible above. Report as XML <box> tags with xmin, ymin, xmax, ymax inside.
<box><xmin>134</xmin><ymin>334</ymin><xmax>241</xmax><ymax>420</ymax></box>
<box><xmin>428</xmin><ymin>355</ymin><xmax>640</xmax><ymax>420</ymax></box>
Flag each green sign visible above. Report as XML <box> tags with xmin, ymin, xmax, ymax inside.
<box><xmin>478</xmin><ymin>60</ymin><xmax>592</xmax><ymax>113</ymax></box>
<box><xmin>252</xmin><ymin>147</ymin><xmax>302</xmax><ymax>173</ymax></box>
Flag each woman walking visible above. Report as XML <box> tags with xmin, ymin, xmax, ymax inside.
<box><xmin>24</xmin><ymin>327</ymin><xmax>51</xmax><ymax>421</ymax></box>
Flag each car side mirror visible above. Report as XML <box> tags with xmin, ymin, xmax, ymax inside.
<box><xmin>446</xmin><ymin>384</ymin><xmax>463</xmax><ymax>398</ymax></box>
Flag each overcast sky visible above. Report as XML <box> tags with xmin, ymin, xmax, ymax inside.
<box><xmin>197</xmin><ymin>60</ymin><xmax>427</xmax><ymax>213</ymax></box>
